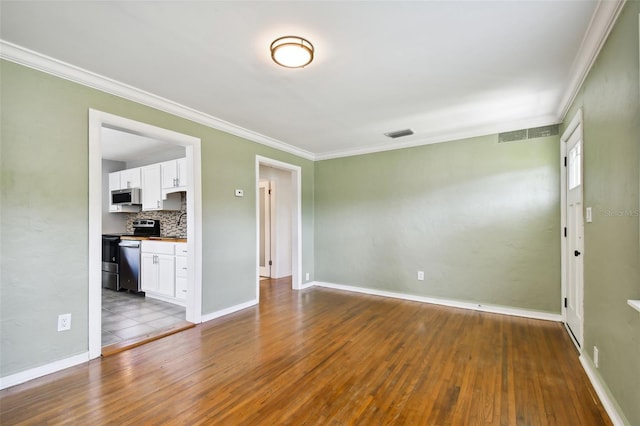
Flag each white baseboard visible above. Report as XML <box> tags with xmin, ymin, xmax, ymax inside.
<box><xmin>579</xmin><ymin>355</ymin><xmax>628</xmax><ymax>426</ymax></box>
<box><xmin>313</xmin><ymin>281</ymin><xmax>562</xmax><ymax>322</ymax></box>
<box><xmin>297</xmin><ymin>281</ymin><xmax>316</xmax><ymax>290</ymax></box>
<box><xmin>200</xmin><ymin>299</ymin><xmax>258</xmax><ymax>323</ymax></box>
<box><xmin>0</xmin><ymin>352</ymin><xmax>89</xmax><ymax>390</ymax></box>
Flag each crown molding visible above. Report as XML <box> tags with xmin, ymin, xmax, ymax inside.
<box><xmin>557</xmin><ymin>0</ymin><xmax>627</xmax><ymax>121</ymax></box>
<box><xmin>1</xmin><ymin>0</ymin><xmax>625</xmax><ymax>164</ymax></box>
<box><xmin>0</xmin><ymin>40</ymin><xmax>316</xmax><ymax>161</ymax></box>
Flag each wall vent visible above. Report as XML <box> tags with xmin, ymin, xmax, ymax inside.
<box><xmin>499</xmin><ymin>124</ymin><xmax>559</xmax><ymax>143</ymax></box>
<box><xmin>384</xmin><ymin>128</ymin><xmax>414</xmax><ymax>139</ymax></box>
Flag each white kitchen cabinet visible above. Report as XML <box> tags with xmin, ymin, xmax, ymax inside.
<box><xmin>109</xmin><ymin>172</ymin><xmax>121</xmax><ymax>192</ymax></box>
<box><xmin>161</xmin><ymin>158</ymin><xmax>187</xmax><ymax>195</ymax></box>
<box><xmin>141</xmin><ymin>241</ymin><xmax>176</xmax><ymax>299</ymax></box>
<box><xmin>140</xmin><ymin>253</ymin><xmax>156</xmax><ymax>292</ymax></box>
<box><xmin>140</xmin><ymin>253</ymin><xmax>174</xmax><ymax>297</ymax></box>
<box><xmin>157</xmin><ymin>254</ymin><xmax>176</xmax><ymax>296</ymax></box>
<box><xmin>175</xmin><ymin>243</ymin><xmax>188</xmax><ymax>301</ymax></box>
<box><xmin>141</xmin><ymin>164</ymin><xmax>161</xmax><ymax>211</ymax></box>
<box><xmin>108</xmin><ymin>170</ymin><xmax>141</xmax><ymax>213</ymax></box>
<box><xmin>109</xmin><ymin>168</ymin><xmax>141</xmax><ymax>190</ymax></box>
<box><xmin>142</xmin><ymin>164</ymin><xmax>181</xmax><ymax>211</ymax></box>
<box><xmin>120</xmin><ymin>167</ymin><xmax>142</xmax><ymax>189</ymax></box>
<box><xmin>177</xmin><ymin>158</ymin><xmax>187</xmax><ymax>186</ymax></box>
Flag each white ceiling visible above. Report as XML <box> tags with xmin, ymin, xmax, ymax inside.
<box><xmin>1</xmin><ymin>1</ymin><xmax>608</xmax><ymax>159</ymax></box>
<box><xmin>101</xmin><ymin>127</ymin><xmax>185</xmax><ymax>165</ymax></box>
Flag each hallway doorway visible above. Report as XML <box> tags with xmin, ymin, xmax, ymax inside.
<box><xmin>255</xmin><ymin>156</ymin><xmax>302</xmax><ymax>299</ymax></box>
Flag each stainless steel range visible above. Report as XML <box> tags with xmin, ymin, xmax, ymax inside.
<box><xmin>101</xmin><ymin>219</ymin><xmax>160</xmax><ymax>291</ymax></box>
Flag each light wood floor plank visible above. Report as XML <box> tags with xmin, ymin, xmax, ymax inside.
<box><xmin>1</xmin><ymin>277</ymin><xmax>611</xmax><ymax>425</ymax></box>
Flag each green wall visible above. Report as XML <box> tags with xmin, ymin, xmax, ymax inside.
<box><xmin>315</xmin><ymin>133</ymin><xmax>561</xmax><ymax>313</ymax></box>
<box><xmin>563</xmin><ymin>2</ymin><xmax>640</xmax><ymax>424</ymax></box>
<box><xmin>0</xmin><ymin>60</ymin><xmax>315</xmax><ymax>376</ymax></box>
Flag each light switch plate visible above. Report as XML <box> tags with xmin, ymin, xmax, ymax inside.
<box><xmin>235</xmin><ymin>189</ymin><xmax>244</xmax><ymax>197</ymax></box>
<box><xmin>586</xmin><ymin>207</ymin><xmax>592</xmax><ymax>223</ymax></box>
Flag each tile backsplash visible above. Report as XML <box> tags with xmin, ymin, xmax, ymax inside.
<box><xmin>126</xmin><ymin>193</ymin><xmax>187</xmax><ymax>237</ymax></box>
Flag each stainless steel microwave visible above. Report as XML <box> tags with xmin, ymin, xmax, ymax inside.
<box><xmin>111</xmin><ymin>188</ymin><xmax>141</xmax><ymax>205</ymax></box>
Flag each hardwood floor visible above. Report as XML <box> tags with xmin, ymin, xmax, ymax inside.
<box><xmin>1</xmin><ymin>278</ymin><xmax>611</xmax><ymax>425</ymax></box>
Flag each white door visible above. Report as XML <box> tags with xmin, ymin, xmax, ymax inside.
<box><xmin>259</xmin><ymin>181</ymin><xmax>272</xmax><ymax>277</ymax></box>
<box><xmin>565</xmin><ymin>128</ymin><xmax>584</xmax><ymax>347</ymax></box>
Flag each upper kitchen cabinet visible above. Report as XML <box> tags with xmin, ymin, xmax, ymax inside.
<box><xmin>120</xmin><ymin>168</ymin><xmax>142</xmax><ymax>189</ymax></box>
<box><xmin>161</xmin><ymin>158</ymin><xmax>187</xmax><ymax>196</ymax></box>
<box><xmin>142</xmin><ymin>163</ymin><xmax>181</xmax><ymax>211</ymax></box>
<box><xmin>109</xmin><ymin>168</ymin><xmax>141</xmax><ymax>190</ymax></box>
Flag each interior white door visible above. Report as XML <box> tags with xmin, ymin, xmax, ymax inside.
<box><xmin>259</xmin><ymin>181</ymin><xmax>271</xmax><ymax>277</ymax></box>
<box><xmin>566</xmin><ymin>129</ymin><xmax>584</xmax><ymax>347</ymax></box>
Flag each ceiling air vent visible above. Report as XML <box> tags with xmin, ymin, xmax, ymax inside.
<box><xmin>499</xmin><ymin>124</ymin><xmax>559</xmax><ymax>143</ymax></box>
<box><xmin>499</xmin><ymin>129</ymin><xmax>528</xmax><ymax>143</ymax></box>
<box><xmin>384</xmin><ymin>128</ymin><xmax>414</xmax><ymax>139</ymax></box>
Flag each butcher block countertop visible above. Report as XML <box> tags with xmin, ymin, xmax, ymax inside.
<box><xmin>121</xmin><ymin>236</ymin><xmax>187</xmax><ymax>243</ymax></box>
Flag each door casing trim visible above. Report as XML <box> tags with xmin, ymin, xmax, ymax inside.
<box><xmin>255</xmin><ymin>156</ymin><xmax>302</xmax><ymax>298</ymax></box>
<box><xmin>88</xmin><ymin>109</ymin><xmax>203</xmax><ymax>359</ymax></box>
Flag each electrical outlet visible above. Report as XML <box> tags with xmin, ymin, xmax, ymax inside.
<box><xmin>417</xmin><ymin>271</ymin><xmax>424</xmax><ymax>281</ymax></box>
<box><xmin>593</xmin><ymin>346</ymin><xmax>599</xmax><ymax>368</ymax></box>
<box><xmin>305</xmin><ymin>272</ymin><xmax>310</xmax><ymax>281</ymax></box>
<box><xmin>58</xmin><ymin>313</ymin><xmax>71</xmax><ymax>331</ymax></box>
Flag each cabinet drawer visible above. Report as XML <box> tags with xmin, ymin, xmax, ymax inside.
<box><xmin>141</xmin><ymin>240</ymin><xmax>175</xmax><ymax>255</ymax></box>
<box><xmin>174</xmin><ymin>243</ymin><xmax>188</xmax><ymax>256</ymax></box>
<box><xmin>176</xmin><ymin>255</ymin><xmax>188</xmax><ymax>278</ymax></box>
<box><xmin>175</xmin><ymin>277</ymin><xmax>187</xmax><ymax>301</ymax></box>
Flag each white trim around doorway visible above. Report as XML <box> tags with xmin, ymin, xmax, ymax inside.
<box><xmin>88</xmin><ymin>109</ymin><xmax>203</xmax><ymax>360</ymax></box>
<box><xmin>255</xmin><ymin>156</ymin><xmax>303</xmax><ymax>300</ymax></box>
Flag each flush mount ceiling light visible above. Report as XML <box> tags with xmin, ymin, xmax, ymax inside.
<box><xmin>270</xmin><ymin>36</ymin><xmax>314</xmax><ymax>68</ymax></box>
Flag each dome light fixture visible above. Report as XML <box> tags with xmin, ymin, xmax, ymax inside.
<box><xmin>270</xmin><ymin>36</ymin><xmax>314</xmax><ymax>68</ymax></box>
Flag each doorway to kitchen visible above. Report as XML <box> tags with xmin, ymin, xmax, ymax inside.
<box><xmin>256</xmin><ymin>156</ymin><xmax>302</xmax><ymax>300</ymax></box>
<box><xmin>100</xmin><ymin>130</ymin><xmax>190</xmax><ymax>351</ymax></box>
<box><xmin>88</xmin><ymin>110</ymin><xmax>203</xmax><ymax>360</ymax></box>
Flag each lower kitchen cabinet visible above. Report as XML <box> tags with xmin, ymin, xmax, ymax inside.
<box><xmin>140</xmin><ymin>253</ymin><xmax>175</xmax><ymax>297</ymax></box>
<box><xmin>140</xmin><ymin>240</ymin><xmax>185</xmax><ymax>305</ymax></box>
<box><xmin>175</xmin><ymin>252</ymin><xmax>187</xmax><ymax>301</ymax></box>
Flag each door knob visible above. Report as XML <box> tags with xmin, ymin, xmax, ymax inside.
<box><xmin>574</xmin><ymin>250</ymin><xmax>581</xmax><ymax>256</ymax></box>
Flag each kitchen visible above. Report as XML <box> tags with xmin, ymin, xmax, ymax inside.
<box><xmin>100</xmin><ymin>127</ymin><xmax>192</xmax><ymax>350</ymax></box>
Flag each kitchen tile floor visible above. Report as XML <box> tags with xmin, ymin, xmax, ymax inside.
<box><xmin>102</xmin><ymin>289</ymin><xmax>186</xmax><ymax>346</ymax></box>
